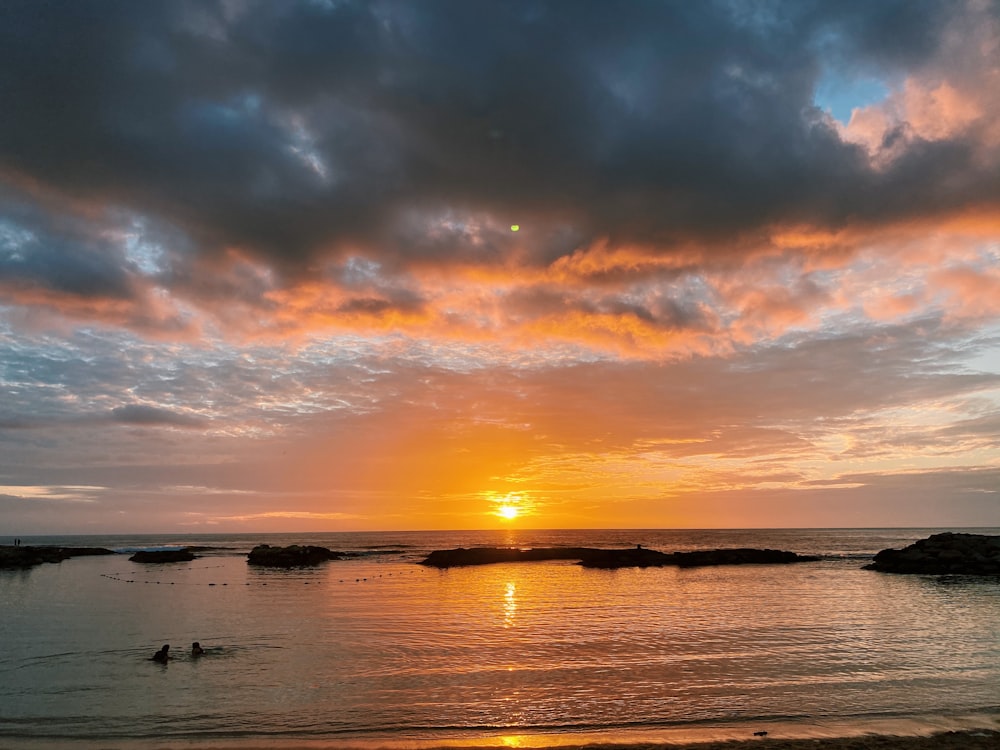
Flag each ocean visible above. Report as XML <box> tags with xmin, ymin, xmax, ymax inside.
<box><xmin>1</xmin><ymin>528</ymin><xmax>999</xmax><ymax>749</ymax></box>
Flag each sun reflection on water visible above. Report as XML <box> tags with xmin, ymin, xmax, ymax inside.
<box><xmin>503</xmin><ymin>581</ymin><xmax>517</xmax><ymax>628</ymax></box>
<box><xmin>499</xmin><ymin>735</ymin><xmax>529</xmax><ymax>747</ymax></box>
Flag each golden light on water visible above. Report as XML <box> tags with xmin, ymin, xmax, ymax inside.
<box><xmin>503</xmin><ymin>581</ymin><xmax>517</xmax><ymax>628</ymax></box>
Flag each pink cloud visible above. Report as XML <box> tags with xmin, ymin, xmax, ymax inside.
<box><xmin>929</xmin><ymin>265</ymin><xmax>1000</xmax><ymax>320</ymax></box>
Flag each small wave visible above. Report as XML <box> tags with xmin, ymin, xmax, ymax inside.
<box><xmin>112</xmin><ymin>545</ymin><xmax>185</xmax><ymax>554</ymax></box>
<box><xmin>821</xmin><ymin>553</ymin><xmax>878</xmax><ymax>560</ymax></box>
<box><xmin>352</xmin><ymin>548</ymin><xmax>410</xmax><ymax>558</ymax></box>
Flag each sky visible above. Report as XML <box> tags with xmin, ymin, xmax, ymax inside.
<box><xmin>1</xmin><ymin>0</ymin><xmax>999</xmax><ymax>534</ymax></box>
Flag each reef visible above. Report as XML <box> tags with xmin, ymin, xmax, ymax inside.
<box><xmin>583</xmin><ymin>547</ymin><xmax>821</xmax><ymax>569</ymax></box>
<box><xmin>420</xmin><ymin>547</ymin><xmax>595</xmax><ymax>567</ymax></box>
<box><xmin>128</xmin><ymin>549</ymin><xmax>198</xmax><ymax>563</ymax></box>
<box><xmin>246</xmin><ymin>543</ymin><xmax>346</xmax><ymax>567</ymax></box>
<box><xmin>0</xmin><ymin>545</ymin><xmax>115</xmax><ymax>569</ymax></box>
<box><xmin>865</xmin><ymin>532</ymin><xmax>1000</xmax><ymax>575</ymax></box>
<box><xmin>419</xmin><ymin>545</ymin><xmax>820</xmax><ymax>569</ymax></box>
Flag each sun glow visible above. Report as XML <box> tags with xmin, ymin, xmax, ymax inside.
<box><xmin>486</xmin><ymin>490</ymin><xmax>535</xmax><ymax>523</ymax></box>
<box><xmin>497</xmin><ymin>504</ymin><xmax>519</xmax><ymax>520</ymax></box>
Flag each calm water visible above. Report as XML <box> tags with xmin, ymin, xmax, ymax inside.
<box><xmin>2</xmin><ymin>528</ymin><xmax>1000</xmax><ymax>747</ymax></box>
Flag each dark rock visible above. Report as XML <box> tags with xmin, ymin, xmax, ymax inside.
<box><xmin>246</xmin><ymin>544</ymin><xmax>343</xmax><ymax>567</ymax></box>
<box><xmin>420</xmin><ymin>547</ymin><xmax>596</xmax><ymax>568</ymax></box>
<box><xmin>129</xmin><ymin>549</ymin><xmax>197</xmax><ymax>563</ymax></box>
<box><xmin>419</xmin><ymin>546</ymin><xmax>820</xmax><ymax>570</ymax></box>
<box><xmin>578</xmin><ymin>547</ymin><xmax>676</xmax><ymax>568</ymax></box>
<box><xmin>864</xmin><ymin>532</ymin><xmax>1000</xmax><ymax>575</ymax></box>
<box><xmin>0</xmin><ymin>545</ymin><xmax>115</xmax><ymax>569</ymax></box>
<box><xmin>668</xmin><ymin>548</ymin><xmax>821</xmax><ymax>568</ymax></box>
<box><xmin>62</xmin><ymin>547</ymin><xmax>117</xmax><ymax>558</ymax></box>
<box><xmin>580</xmin><ymin>547</ymin><xmax>820</xmax><ymax>569</ymax></box>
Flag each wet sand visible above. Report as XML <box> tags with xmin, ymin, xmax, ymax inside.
<box><xmin>5</xmin><ymin>715</ymin><xmax>1000</xmax><ymax>750</ymax></box>
<box><xmin>569</xmin><ymin>732</ymin><xmax>1000</xmax><ymax>749</ymax></box>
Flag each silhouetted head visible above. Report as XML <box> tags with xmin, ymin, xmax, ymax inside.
<box><xmin>162</xmin><ymin>645</ymin><xmax>170</xmax><ymax>651</ymax></box>
<box><xmin>192</xmin><ymin>642</ymin><xmax>199</xmax><ymax>649</ymax></box>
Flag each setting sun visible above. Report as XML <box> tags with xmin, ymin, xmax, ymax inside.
<box><xmin>497</xmin><ymin>504</ymin><xmax>520</xmax><ymax>520</ymax></box>
<box><xmin>489</xmin><ymin>491</ymin><xmax>531</xmax><ymax>521</ymax></box>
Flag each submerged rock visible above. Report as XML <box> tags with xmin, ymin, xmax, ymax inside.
<box><xmin>419</xmin><ymin>545</ymin><xmax>820</xmax><ymax>569</ymax></box>
<box><xmin>129</xmin><ymin>549</ymin><xmax>197</xmax><ymax>563</ymax></box>
<box><xmin>0</xmin><ymin>545</ymin><xmax>115</xmax><ymax>569</ymax></box>
<box><xmin>581</xmin><ymin>547</ymin><xmax>820</xmax><ymax>569</ymax></box>
<box><xmin>673</xmin><ymin>548</ymin><xmax>820</xmax><ymax>568</ymax></box>
<box><xmin>865</xmin><ymin>532</ymin><xmax>1000</xmax><ymax>575</ymax></box>
<box><xmin>247</xmin><ymin>544</ymin><xmax>343</xmax><ymax>567</ymax></box>
<box><xmin>420</xmin><ymin>547</ymin><xmax>596</xmax><ymax>568</ymax></box>
<box><xmin>578</xmin><ymin>547</ymin><xmax>674</xmax><ymax>568</ymax></box>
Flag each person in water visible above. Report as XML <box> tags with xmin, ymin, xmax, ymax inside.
<box><xmin>191</xmin><ymin>642</ymin><xmax>204</xmax><ymax>656</ymax></box>
<box><xmin>152</xmin><ymin>644</ymin><xmax>170</xmax><ymax>663</ymax></box>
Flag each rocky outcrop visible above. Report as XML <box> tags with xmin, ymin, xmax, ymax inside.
<box><xmin>677</xmin><ymin>547</ymin><xmax>822</xmax><ymax>567</ymax></box>
<box><xmin>581</xmin><ymin>547</ymin><xmax>820</xmax><ymax>569</ymax></box>
<box><xmin>0</xmin><ymin>545</ymin><xmax>115</xmax><ymax>569</ymax></box>
<box><xmin>578</xmin><ymin>547</ymin><xmax>674</xmax><ymax>568</ymax></box>
<box><xmin>865</xmin><ymin>532</ymin><xmax>1000</xmax><ymax>575</ymax></box>
<box><xmin>420</xmin><ymin>546</ymin><xmax>820</xmax><ymax>569</ymax></box>
<box><xmin>129</xmin><ymin>549</ymin><xmax>197</xmax><ymax>563</ymax></box>
<box><xmin>247</xmin><ymin>544</ymin><xmax>344</xmax><ymax>567</ymax></box>
<box><xmin>420</xmin><ymin>547</ymin><xmax>596</xmax><ymax>567</ymax></box>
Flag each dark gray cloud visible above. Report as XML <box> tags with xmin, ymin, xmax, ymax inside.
<box><xmin>1</xmin><ymin>0</ymin><xmax>994</xmax><ymax>293</ymax></box>
<box><xmin>0</xmin><ymin>189</ymin><xmax>134</xmax><ymax>298</ymax></box>
<box><xmin>503</xmin><ymin>283</ymin><xmax>714</xmax><ymax>332</ymax></box>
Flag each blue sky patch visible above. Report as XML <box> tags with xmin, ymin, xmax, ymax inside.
<box><xmin>814</xmin><ymin>72</ymin><xmax>890</xmax><ymax>123</ymax></box>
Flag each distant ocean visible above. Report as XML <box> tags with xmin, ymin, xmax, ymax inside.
<box><xmin>2</xmin><ymin>528</ymin><xmax>999</xmax><ymax>749</ymax></box>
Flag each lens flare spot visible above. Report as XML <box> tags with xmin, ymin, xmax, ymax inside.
<box><xmin>510</xmin><ymin>224</ymin><xmax>520</xmax><ymax>232</ymax></box>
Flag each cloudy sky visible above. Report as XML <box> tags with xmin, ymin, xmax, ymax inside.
<box><xmin>2</xmin><ymin>0</ymin><xmax>999</xmax><ymax>534</ymax></box>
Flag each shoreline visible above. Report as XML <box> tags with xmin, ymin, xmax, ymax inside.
<box><xmin>3</xmin><ymin>714</ymin><xmax>1000</xmax><ymax>750</ymax></box>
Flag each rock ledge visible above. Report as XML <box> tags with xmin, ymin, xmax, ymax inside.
<box><xmin>865</xmin><ymin>532</ymin><xmax>1000</xmax><ymax>575</ymax></box>
<box><xmin>420</xmin><ymin>546</ymin><xmax>820</xmax><ymax>569</ymax></box>
<box><xmin>0</xmin><ymin>545</ymin><xmax>115</xmax><ymax>569</ymax></box>
<box><xmin>129</xmin><ymin>549</ymin><xmax>198</xmax><ymax>563</ymax></box>
<box><xmin>247</xmin><ymin>544</ymin><xmax>344</xmax><ymax>567</ymax></box>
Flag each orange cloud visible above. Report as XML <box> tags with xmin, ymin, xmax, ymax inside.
<box><xmin>901</xmin><ymin>80</ymin><xmax>983</xmax><ymax>142</ymax></box>
<box><xmin>0</xmin><ymin>282</ymin><xmax>199</xmax><ymax>338</ymax></box>
<box><xmin>929</xmin><ymin>265</ymin><xmax>1000</xmax><ymax>320</ymax></box>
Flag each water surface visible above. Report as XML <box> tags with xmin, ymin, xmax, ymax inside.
<box><xmin>2</xmin><ymin>528</ymin><xmax>999</xmax><ymax>746</ymax></box>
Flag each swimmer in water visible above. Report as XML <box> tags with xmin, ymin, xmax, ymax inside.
<box><xmin>152</xmin><ymin>644</ymin><xmax>170</xmax><ymax>663</ymax></box>
<box><xmin>191</xmin><ymin>641</ymin><xmax>204</xmax><ymax>656</ymax></box>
